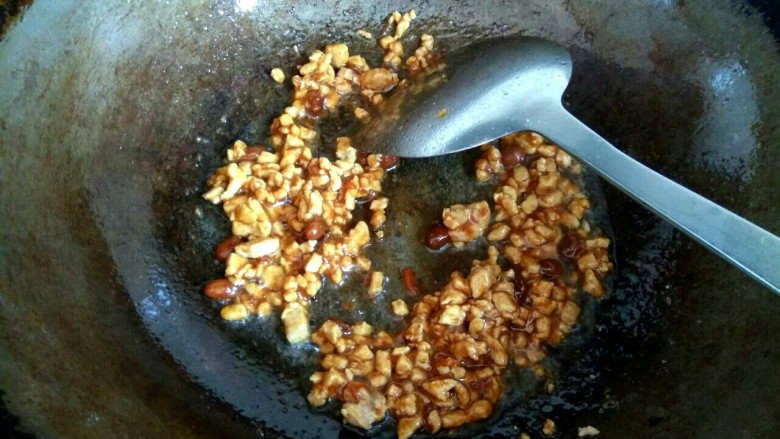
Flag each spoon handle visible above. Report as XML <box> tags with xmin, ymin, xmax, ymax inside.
<box><xmin>530</xmin><ymin>104</ymin><xmax>780</xmax><ymax>294</ymax></box>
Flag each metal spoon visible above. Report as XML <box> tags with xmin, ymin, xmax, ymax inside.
<box><xmin>356</xmin><ymin>36</ymin><xmax>780</xmax><ymax>294</ymax></box>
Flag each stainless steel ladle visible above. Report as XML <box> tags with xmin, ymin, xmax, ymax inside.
<box><xmin>356</xmin><ymin>36</ymin><xmax>780</xmax><ymax>294</ymax></box>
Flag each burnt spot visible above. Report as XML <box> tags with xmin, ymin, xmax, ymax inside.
<box><xmin>0</xmin><ymin>0</ymin><xmax>34</xmax><ymax>40</ymax></box>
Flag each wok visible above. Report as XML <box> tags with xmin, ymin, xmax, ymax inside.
<box><xmin>1</xmin><ymin>0</ymin><xmax>778</xmax><ymax>438</ymax></box>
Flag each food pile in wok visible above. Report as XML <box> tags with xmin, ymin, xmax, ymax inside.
<box><xmin>202</xmin><ymin>11</ymin><xmax>611</xmax><ymax>438</ymax></box>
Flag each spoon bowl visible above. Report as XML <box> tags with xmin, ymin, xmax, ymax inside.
<box><xmin>356</xmin><ymin>36</ymin><xmax>780</xmax><ymax>294</ymax></box>
<box><xmin>356</xmin><ymin>37</ymin><xmax>572</xmax><ymax>157</ymax></box>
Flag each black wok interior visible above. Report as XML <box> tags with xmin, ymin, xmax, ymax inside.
<box><xmin>1</xmin><ymin>1</ymin><xmax>778</xmax><ymax>438</ymax></box>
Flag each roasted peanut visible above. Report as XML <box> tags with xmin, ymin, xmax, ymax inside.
<box><xmin>204</xmin><ymin>278</ymin><xmax>235</xmax><ymax>300</ymax></box>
